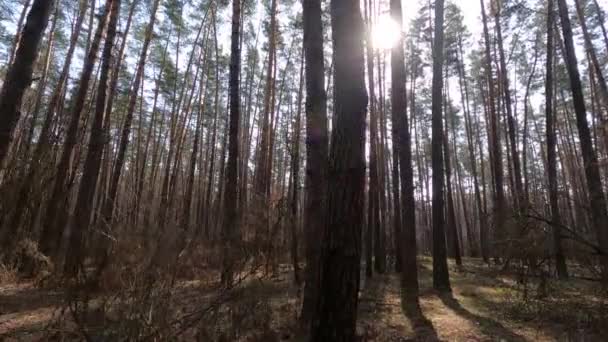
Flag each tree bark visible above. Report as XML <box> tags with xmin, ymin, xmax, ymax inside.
<box><xmin>431</xmin><ymin>0</ymin><xmax>451</xmax><ymax>292</ymax></box>
<box><xmin>0</xmin><ymin>0</ymin><xmax>53</xmax><ymax>166</ymax></box>
<box><xmin>545</xmin><ymin>0</ymin><xmax>569</xmax><ymax>279</ymax></box>
<box><xmin>310</xmin><ymin>0</ymin><xmax>367</xmax><ymax>339</ymax></box>
<box><xmin>557</xmin><ymin>0</ymin><xmax>608</xmax><ymax>282</ymax></box>
<box><xmin>64</xmin><ymin>0</ymin><xmax>121</xmax><ymax>276</ymax></box>
<box><xmin>221</xmin><ymin>0</ymin><xmax>242</xmax><ymax>287</ymax></box>
<box><xmin>37</xmin><ymin>1</ymin><xmax>111</xmax><ymax>257</ymax></box>
<box><xmin>300</xmin><ymin>0</ymin><xmax>328</xmax><ymax>327</ymax></box>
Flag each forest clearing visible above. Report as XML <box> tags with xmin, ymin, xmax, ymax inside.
<box><xmin>1</xmin><ymin>0</ymin><xmax>608</xmax><ymax>340</ymax></box>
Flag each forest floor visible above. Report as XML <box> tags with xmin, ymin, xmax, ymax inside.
<box><xmin>1</xmin><ymin>257</ymin><xmax>607</xmax><ymax>341</ymax></box>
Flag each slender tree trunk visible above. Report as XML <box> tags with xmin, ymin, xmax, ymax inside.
<box><xmin>221</xmin><ymin>0</ymin><xmax>242</xmax><ymax>287</ymax></box>
<box><xmin>390</xmin><ymin>0</ymin><xmax>419</xmax><ymax>298</ymax></box>
<box><xmin>431</xmin><ymin>0</ymin><xmax>450</xmax><ymax>292</ymax></box>
<box><xmin>481</xmin><ymin>0</ymin><xmax>506</xmax><ymax>263</ymax></box>
<box><xmin>364</xmin><ymin>0</ymin><xmax>377</xmax><ymax>279</ymax></box>
<box><xmin>494</xmin><ymin>5</ymin><xmax>524</xmax><ymax>210</ymax></box>
<box><xmin>36</xmin><ymin>2</ymin><xmax>110</xmax><ymax>257</ymax></box>
<box><xmin>545</xmin><ymin>0</ymin><xmax>568</xmax><ymax>279</ymax></box>
<box><xmin>457</xmin><ymin>35</ymin><xmax>482</xmax><ymax>258</ymax></box>
<box><xmin>64</xmin><ymin>0</ymin><xmax>121</xmax><ymax>276</ymax></box>
<box><xmin>557</xmin><ymin>0</ymin><xmax>608</xmax><ymax>282</ymax></box>
<box><xmin>290</xmin><ymin>50</ymin><xmax>305</xmax><ymax>285</ymax></box>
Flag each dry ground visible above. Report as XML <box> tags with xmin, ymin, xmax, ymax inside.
<box><xmin>1</xmin><ymin>257</ymin><xmax>607</xmax><ymax>341</ymax></box>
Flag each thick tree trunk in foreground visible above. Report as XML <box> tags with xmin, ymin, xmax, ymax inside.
<box><xmin>300</xmin><ymin>0</ymin><xmax>328</xmax><ymax>327</ymax></box>
<box><xmin>310</xmin><ymin>0</ymin><xmax>367</xmax><ymax>339</ymax></box>
<box><xmin>0</xmin><ymin>0</ymin><xmax>53</xmax><ymax>166</ymax></box>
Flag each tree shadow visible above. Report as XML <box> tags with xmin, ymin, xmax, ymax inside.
<box><xmin>401</xmin><ymin>295</ymin><xmax>441</xmax><ymax>342</ymax></box>
<box><xmin>438</xmin><ymin>293</ymin><xmax>528</xmax><ymax>341</ymax></box>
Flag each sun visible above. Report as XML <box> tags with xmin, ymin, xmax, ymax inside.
<box><xmin>372</xmin><ymin>16</ymin><xmax>401</xmax><ymax>50</ymax></box>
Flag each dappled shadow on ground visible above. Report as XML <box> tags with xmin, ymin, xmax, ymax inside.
<box><xmin>401</xmin><ymin>297</ymin><xmax>440</xmax><ymax>342</ymax></box>
<box><xmin>438</xmin><ymin>293</ymin><xmax>527</xmax><ymax>342</ymax></box>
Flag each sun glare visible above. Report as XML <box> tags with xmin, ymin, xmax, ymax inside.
<box><xmin>372</xmin><ymin>16</ymin><xmax>401</xmax><ymax>50</ymax></box>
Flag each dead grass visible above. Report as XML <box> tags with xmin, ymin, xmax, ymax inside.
<box><xmin>1</xmin><ymin>257</ymin><xmax>606</xmax><ymax>341</ymax></box>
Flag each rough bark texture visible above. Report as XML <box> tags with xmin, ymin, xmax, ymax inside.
<box><xmin>310</xmin><ymin>0</ymin><xmax>368</xmax><ymax>339</ymax></box>
<box><xmin>0</xmin><ymin>0</ymin><xmax>53</xmax><ymax>166</ymax></box>
<box><xmin>300</xmin><ymin>0</ymin><xmax>328</xmax><ymax>327</ymax></box>
<box><xmin>221</xmin><ymin>0</ymin><xmax>242</xmax><ymax>286</ymax></box>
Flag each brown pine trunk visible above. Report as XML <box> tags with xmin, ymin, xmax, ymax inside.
<box><xmin>310</xmin><ymin>0</ymin><xmax>367</xmax><ymax>338</ymax></box>
<box><xmin>457</xmin><ymin>35</ymin><xmax>482</xmax><ymax>258</ymax></box>
<box><xmin>290</xmin><ymin>50</ymin><xmax>305</xmax><ymax>285</ymax></box>
<box><xmin>545</xmin><ymin>0</ymin><xmax>568</xmax><ymax>279</ymax></box>
<box><xmin>97</xmin><ymin>0</ymin><xmax>160</xmax><ymax>264</ymax></box>
<box><xmin>481</xmin><ymin>0</ymin><xmax>506</xmax><ymax>262</ymax></box>
<box><xmin>431</xmin><ymin>0</ymin><xmax>451</xmax><ymax>292</ymax></box>
<box><xmin>37</xmin><ymin>2</ymin><xmax>110</xmax><ymax>257</ymax></box>
<box><xmin>364</xmin><ymin>0</ymin><xmax>377</xmax><ymax>279</ymax></box>
<box><xmin>557</xmin><ymin>0</ymin><xmax>608</xmax><ymax>282</ymax></box>
<box><xmin>221</xmin><ymin>0</ymin><xmax>242</xmax><ymax>286</ymax></box>
<box><xmin>0</xmin><ymin>0</ymin><xmax>53</xmax><ymax>167</ymax></box>
<box><xmin>494</xmin><ymin>5</ymin><xmax>524</xmax><ymax>210</ymax></box>
<box><xmin>390</xmin><ymin>0</ymin><xmax>419</xmax><ymax>296</ymax></box>
<box><xmin>64</xmin><ymin>0</ymin><xmax>121</xmax><ymax>276</ymax></box>
<box><xmin>300</xmin><ymin>0</ymin><xmax>329</xmax><ymax>327</ymax></box>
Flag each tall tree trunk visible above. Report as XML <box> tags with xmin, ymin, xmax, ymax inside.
<box><xmin>481</xmin><ymin>0</ymin><xmax>506</xmax><ymax>263</ymax></box>
<box><xmin>457</xmin><ymin>34</ymin><xmax>482</xmax><ymax>258</ymax></box>
<box><xmin>391</xmin><ymin>0</ymin><xmax>419</xmax><ymax>298</ymax></box>
<box><xmin>575</xmin><ymin>0</ymin><xmax>608</xmax><ymax>120</ymax></box>
<box><xmin>37</xmin><ymin>1</ymin><xmax>110</xmax><ymax>257</ymax></box>
<box><xmin>545</xmin><ymin>0</ymin><xmax>568</xmax><ymax>279</ymax></box>
<box><xmin>431</xmin><ymin>0</ymin><xmax>451</xmax><ymax>292</ymax></box>
<box><xmin>364</xmin><ymin>0</ymin><xmax>377</xmax><ymax>279</ymax></box>
<box><xmin>0</xmin><ymin>0</ymin><xmax>53</xmax><ymax>166</ymax></box>
<box><xmin>494</xmin><ymin>5</ymin><xmax>524</xmax><ymax>210</ymax></box>
<box><xmin>557</xmin><ymin>0</ymin><xmax>608</xmax><ymax>282</ymax></box>
<box><xmin>254</xmin><ymin>0</ymin><xmax>277</xmax><ymax>203</ymax></box>
<box><xmin>310</xmin><ymin>0</ymin><xmax>367</xmax><ymax>339</ymax></box>
<box><xmin>97</xmin><ymin>0</ymin><xmax>160</xmax><ymax>265</ymax></box>
<box><xmin>64</xmin><ymin>0</ymin><xmax>121</xmax><ymax>276</ymax></box>
<box><xmin>290</xmin><ymin>49</ymin><xmax>304</xmax><ymax>285</ymax></box>
<box><xmin>221</xmin><ymin>0</ymin><xmax>242</xmax><ymax>287</ymax></box>
<box><xmin>444</xmin><ymin>71</ymin><xmax>462</xmax><ymax>266</ymax></box>
<box><xmin>300</xmin><ymin>0</ymin><xmax>328</xmax><ymax>327</ymax></box>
